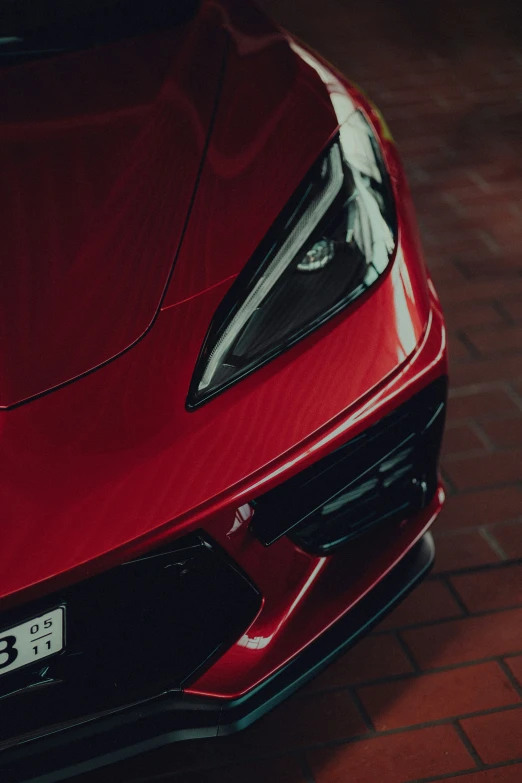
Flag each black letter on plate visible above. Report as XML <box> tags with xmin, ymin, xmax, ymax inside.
<box><xmin>0</xmin><ymin>636</ymin><xmax>18</xmax><ymax>669</ymax></box>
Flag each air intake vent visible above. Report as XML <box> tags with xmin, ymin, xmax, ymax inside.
<box><xmin>251</xmin><ymin>376</ymin><xmax>447</xmax><ymax>555</ymax></box>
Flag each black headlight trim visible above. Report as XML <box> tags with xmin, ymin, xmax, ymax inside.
<box><xmin>187</xmin><ymin>114</ymin><xmax>397</xmax><ymax>410</ymax></box>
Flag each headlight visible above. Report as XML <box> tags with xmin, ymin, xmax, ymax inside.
<box><xmin>187</xmin><ymin>110</ymin><xmax>397</xmax><ymax>408</ymax></box>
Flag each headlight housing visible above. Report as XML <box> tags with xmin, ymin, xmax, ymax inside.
<box><xmin>187</xmin><ymin>110</ymin><xmax>397</xmax><ymax>409</ymax></box>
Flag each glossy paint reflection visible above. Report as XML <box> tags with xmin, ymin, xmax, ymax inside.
<box><xmin>162</xmin><ymin>6</ymin><xmax>338</xmax><ymax>307</ymax></box>
<box><xmin>0</xmin><ymin>0</ymin><xmax>447</xmax><ymax>704</ymax></box>
<box><xmin>0</xmin><ymin>1</ymin><xmax>226</xmax><ymax>407</ymax></box>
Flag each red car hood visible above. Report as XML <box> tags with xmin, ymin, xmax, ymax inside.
<box><xmin>0</xmin><ymin>4</ymin><xmax>226</xmax><ymax>408</ymax></box>
<box><xmin>0</xmin><ymin>1</ymin><xmax>433</xmax><ymax>603</ymax></box>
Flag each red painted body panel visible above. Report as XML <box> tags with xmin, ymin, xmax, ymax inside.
<box><xmin>190</xmin><ymin>493</ymin><xmax>444</xmax><ymax>699</ymax></box>
<box><xmin>0</xmin><ymin>3</ymin><xmax>226</xmax><ymax>407</ymax></box>
<box><xmin>187</xmin><ymin>298</ymin><xmax>446</xmax><ymax>699</ymax></box>
<box><xmin>0</xmin><ymin>249</ymin><xmax>435</xmax><ymax>604</ymax></box>
<box><xmin>0</xmin><ymin>0</ymin><xmax>447</xmax><ymax>709</ymax></box>
<box><xmin>163</xmin><ymin>6</ymin><xmax>338</xmax><ymax>306</ymax></box>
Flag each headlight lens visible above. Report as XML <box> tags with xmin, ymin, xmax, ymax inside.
<box><xmin>187</xmin><ymin>110</ymin><xmax>397</xmax><ymax>408</ymax></box>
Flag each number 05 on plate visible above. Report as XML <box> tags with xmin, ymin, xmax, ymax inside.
<box><xmin>0</xmin><ymin>607</ymin><xmax>65</xmax><ymax>677</ymax></box>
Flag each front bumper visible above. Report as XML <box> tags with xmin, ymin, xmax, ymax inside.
<box><xmin>0</xmin><ymin>292</ymin><xmax>447</xmax><ymax>781</ymax></box>
<box><xmin>3</xmin><ymin>533</ymin><xmax>434</xmax><ymax>783</ymax></box>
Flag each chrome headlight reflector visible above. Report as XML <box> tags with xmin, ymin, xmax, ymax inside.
<box><xmin>188</xmin><ymin>111</ymin><xmax>397</xmax><ymax>408</ymax></box>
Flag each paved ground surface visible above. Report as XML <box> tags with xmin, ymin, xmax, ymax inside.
<box><xmin>79</xmin><ymin>1</ymin><xmax>522</xmax><ymax>781</ymax></box>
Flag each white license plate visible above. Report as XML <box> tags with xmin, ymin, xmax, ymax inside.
<box><xmin>0</xmin><ymin>607</ymin><xmax>65</xmax><ymax>677</ymax></box>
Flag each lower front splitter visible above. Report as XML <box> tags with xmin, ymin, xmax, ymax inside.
<box><xmin>2</xmin><ymin>533</ymin><xmax>434</xmax><ymax>783</ymax></box>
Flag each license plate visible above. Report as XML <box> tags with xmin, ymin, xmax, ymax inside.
<box><xmin>0</xmin><ymin>607</ymin><xmax>65</xmax><ymax>677</ymax></box>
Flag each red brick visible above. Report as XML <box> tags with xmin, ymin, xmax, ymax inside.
<box><xmin>357</xmin><ymin>662</ymin><xmax>519</xmax><ymax>730</ymax></box>
<box><xmin>392</xmin><ymin>113</ymin><xmax>457</xmax><ymax>142</ymax></box>
<box><xmin>459</xmin><ymin>257</ymin><xmax>522</xmax><ymax>280</ymax></box>
<box><xmin>488</xmin><ymin>222</ymin><xmax>522</xmax><ymax>247</ymax></box>
<box><xmin>445</xmin><ymin>182</ymin><xmax>522</xmax><ymax>204</ymax></box>
<box><xmin>458</xmin><ymin>183</ymin><xmax>521</xmax><ymax>205</ymax></box>
<box><xmin>451</xmin><ymin>564</ymin><xmax>522</xmax><ymax>612</ymax></box>
<box><xmin>377</xmin><ymin>580</ymin><xmax>463</xmax><ymax>629</ymax></box>
<box><xmin>509</xmin><ymin>381</ymin><xmax>522</xmax><ymax>401</ymax></box>
<box><xmin>305</xmin><ymin>634</ymin><xmax>413</xmax><ymax>691</ymax></box>
<box><xmin>469</xmin><ymin>86</ymin><xmax>522</xmax><ymax>106</ymax></box>
<box><xmin>501</xmin><ymin>296</ymin><xmax>522</xmax><ymax>323</ymax></box>
<box><xmin>507</xmin><ymin>655</ymin><xmax>522</xmax><ymax>686</ymax></box>
<box><xmin>458</xmin><ymin>202</ymin><xmax>521</xmax><ymax>227</ymax></box>
<box><xmin>443</xmin><ymin>424</ymin><xmax>485</xmax><ymax>455</ymax></box>
<box><xmin>491</xmin><ymin>522</ymin><xmax>522</xmax><ymax>559</ymax></box>
<box><xmin>382</xmin><ymin>88</ymin><xmax>450</xmax><ymax>107</ymax></box>
<box><xmin>423</xmin><ymin>242</ymin><xmax>490</xmax><ymax>266</ymax></box>
<box><xmin>243</xmin><ymin>689</ymin><xmax>367</xmax><ymax>751</ymax></box>
<box><xmin>432</xmin><ymin>530</ymin><xmax>500</xmax><ymax>572</ymax></box>
<box><xmin>307</xmin><ymin>724</ymin><xmax>473</xmax><ymax>783</ymax></box>
<box><xmin>440</xmin><ymin>278</ymin><xmax>522</xmax><ymax>306</ymax></box>
<box><xmin>399</xmin><ymin>136</ymin><xmax>447</xmax><ymax>159</ymax></box>
<box><xmin>444</xmin><ymin>302</ymin><xmax>506</xmax><ymax>331</ymax></box>
<box><xmin>424</xmin><ymin>228</ymin><xmax>498</xmax><ymax>255</ymax></box>
<box><xmin>449</xmin><ymin>337</ymin><xmax>475</xmax><ymax>361</ymax></box>
<box><xmin>480</xmin><ymin>417</ymin><xmax>522</xmax><ymax>448</ymax></box>
<box><xmin>415</xmin><ymin>217</ymin><xmax>491</xmax><ymax>242</ymax></box>
<box><xmin>385</xmin><ymin>100</ymin><xmax>455</xmax><ymax>121</ymax></box>
<box><xmin>415</xmin><ymin>169</ymin><xmax>500</xmax><ymax>196</ymax></box>
<box><xmin>461</xmin><ymin>707</ymin><xmax>522</xmax><ymax>764</ymax></box>
<box><xmin>421</xmin><ymin>215</ymin><xmax>470</xmax><ymax>239</ymax></box>
<box><xmin>441</xmin><ymin>764</ymin><xmax>522</xmax><ymax>783</ymax></box>
<box><xmin>450</xmin><ymin>355</ymin><xmax>522</xmax><ymax>388</ymax></box>
<box><xmin>436</xmin><ymin>486</ymin><xmax>522</xmax><ymax>531</ymax></box>
<box><xmin>465</xmin><ymin>325</ymin><xmax>522</xmax><ymax>357</ymax></box>
<box><xmin>419</xmin><ymin>199</ymin><xmax>469</xmax><ymax>226</ymax></box>
<box><xmin>430</xmin><ymin>262</ymin><xmax>469</xmax><ymax>289</ymax></box>
<box><xmin>467</xmin><ymin>164</ymin><xmax>518</xmax><ymax>184</ymax></box>
<box><xmin>401</xmin><ymin>608</ymin><xmax>522</xmax><ymax>669</ymax></box>
<box><xmin>490</xmin><ymin>238</ymin><xmax>522</xmax><ymax>258</ymax></box>
<box><xmin>442</xmin><ymin>450</ymin><xmax>522</xmax><ymax>491</ymax></box>
<box><xmin>447</xmin><ymin>389</ymin><xmax>520</xmax><ymax>422</ymax></box>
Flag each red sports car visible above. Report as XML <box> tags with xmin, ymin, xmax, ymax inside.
<box><xmin>0</xmin><ymin>1</ymin><xmax>447</xmax><ymax>780</ymax></box>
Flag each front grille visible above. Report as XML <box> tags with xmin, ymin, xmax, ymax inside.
<box><xmin>0</xmin><ymin>533</ymin><xmax>260</xmax><ymax>749</ymax></box>
<box><xmin>251</xmin><ymin>376</ymin><xmax>447</xmax><ymax>554</ymax></box>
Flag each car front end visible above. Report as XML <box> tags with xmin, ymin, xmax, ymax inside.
<box><xmin>0</xmin><ymin>1</ymin><xmax>447</xmax><ymax>780</ymax></box>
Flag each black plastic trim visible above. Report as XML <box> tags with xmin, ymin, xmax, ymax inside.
<box><xmin>251</xmin><ymin>376</ymin><xmax>447</xmax><ymax>554</ymax></box>
<box><xmin>1</xmin><ymin>533</ymin><xmax>434</xmax><ymax>783</ymax></box>
<box><xmin>186</xmin><ymin>113</ymin><xmax>398</xmax><ymax>411</ymax></box>
<box><xmin>0</xmin><ymin>533</ymin><xmax>261</xmax><ymax>753</ymax></box>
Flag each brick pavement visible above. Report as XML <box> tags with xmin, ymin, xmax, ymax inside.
<box><xmin>77</xmin><ymin>1</ymin><xmax>522</xmax><ymax>780</ymax></box>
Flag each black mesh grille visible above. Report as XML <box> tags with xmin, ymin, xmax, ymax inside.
<box><xmin>0</xmin><ymin>533</ymin><xmax>260</xmax><ymax>749</ymax></box>
<box><xmin>251</xmin><ymin>377</ymin><xmax>447</xmax><ymax>554</ymax></box>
